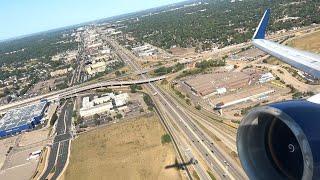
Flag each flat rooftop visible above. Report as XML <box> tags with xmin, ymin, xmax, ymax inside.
<box><xmin>184</xmin><ymin>70</ymin><xmax>262</xmax><ymax>96</ymax></box>
<box><xmin>0</xmin><ymin>102</ymin><xmax>47</xmax><ymax>132</ymax></box>
<box><xmin>210</xmin><ymin>85</ymin><xmax>273</xmax><ymax>104</ymax></box>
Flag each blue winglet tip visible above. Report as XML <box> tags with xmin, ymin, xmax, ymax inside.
<box><xmin>253</xmin><ymin>8</ymin><xmax>271</xmax><ymax>39</ymax></box>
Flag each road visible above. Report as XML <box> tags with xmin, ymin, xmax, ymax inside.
<box><xmin>156</xmin><ymin>97</ymin><xmax>212</xmax><ymax>180</ymax></box>
<box><xmin>154</xmin><ymin>86</ymin><xmax>246</xmax><ymax>179</ymax></box>
<box><xmin>0</xmin><ymin>76</ymin><xmax>165</xmax><ymax>114</ymax></box>
<box><xmin>108</xmin><ymin>38</ymin><xmax>247</xmax><ymax>179</ymax></box>
<box><xmin>161</xmin><ymin>83</ymin><xmax>238</xmax><ymax>151</ymax></box>
<box><xmin>40</xmin><ymin>100</ymin><xmax>73</xmax><ymax>180</ymax></box>
<box><xmin>256</xmin><ymin>63</ymin><xmax>320</xmax><ymax>92</ymax></box>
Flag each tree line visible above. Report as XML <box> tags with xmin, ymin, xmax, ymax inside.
<box><xmin>123</xmin><ymin>0</ymin><xmax>320</xmax><ymax>49</ymax></box>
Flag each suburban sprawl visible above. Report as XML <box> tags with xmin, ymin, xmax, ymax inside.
<box><xmin>0</xmin><ymin>0</ymin><xmax>319</xmax><ymax>180</ymax></box>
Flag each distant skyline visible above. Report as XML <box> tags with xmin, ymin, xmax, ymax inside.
<box><xmin>0</xmin><ymin>0</ymin><xmax>186</xmax><ymax>41</ymax></box>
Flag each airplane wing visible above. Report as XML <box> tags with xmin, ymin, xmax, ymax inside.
<box><xmin>252</xmin><ymin>9</ymin><xmax>320</xmax><ymax>78</ymax></box>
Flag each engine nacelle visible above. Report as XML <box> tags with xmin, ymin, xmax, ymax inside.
<box><xmin>237</xmin><ymin>100</ymin><xmax>320</xmax><ymax>180</ymax></box>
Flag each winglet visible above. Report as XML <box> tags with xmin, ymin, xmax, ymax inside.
<box><xmin>253</xmin><ymin>9</ymin><xmax>271</xmax><ymax>39</ymax></box>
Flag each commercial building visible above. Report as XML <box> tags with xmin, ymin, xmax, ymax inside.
<box><xmin>85</xmin><ymin>61</ymin><xmax>106</xmax><ymax>75</ymax></box>
<box><xmin>211</xmin><ymin>85</ymin><xmax>275</xmax><ymax>109</ymax></box>
<box><xmin>50</xmin><ymin>67</ymin><xmax>73</xmax><ymax>77</ymax></box>
<box><xmin>80</xmin><ymin>93</ymin><xmax>129</xmax><ymax>117</ymax></box>
<box><xmin>0</xmin><ymin>101</ymin><xmax>48</xmax><ymax>137</ymax></box>
<box><xmin>85</xmin><ymin>59</ymin><xmax>120</xmax><ymax>75</ymax></box>
<box><xmin>184</xmin><ymin>71</ymin><xmax>262</xmax><ymax>96</ymax></box>
<box><xmin>100</xmin><ymin>48</ymin><xmax>111</xmax><ymax>55</ymax></box>
<box><xmin>259</xmin><ymin>72</ymin><xmax>275</xmax><ymax>83</ymax></box>
<box><xmin>132</xmin><ymin>44</ymin><xmax>158</xmax><ymax>57</ymax></box>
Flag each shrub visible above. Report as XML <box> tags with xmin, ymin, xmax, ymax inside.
<box><xmin>161</xmin><ymin>134</ymin><xmax>171</xmax><ymax>144</ymax></box>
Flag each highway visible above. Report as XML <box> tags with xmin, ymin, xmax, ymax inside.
<box><xmin>154</xmin><ymin>96</ymin><xmax>201</xmax><ymax>180</ymax></box>
<box><xmin>155</xmin><ymin>97</ymin><xmax>212</xmax><ymax>180</ymax></box>
<box><xmin>154</xmin><ymin>85</ymin><xmax>246</xmax><ymax>179</ymax></box>
<box><xmin>0</xmin><ymin>76</ymin><xmax>165</xmax><ymax>114</ymax></box>
<box><xmin>40</xmin><ymin>100</ymin><xmax>73</xmax><ymax>180</ymax></box>
<box><xmin>161</xmin><ymin>83</ymin><xmax>238</xmax><ymax>152</ymax></box>
<box><xmin>108</xmin><ymin>38</ymin><xmax>247</xmax><ymax>179</ymax></box>
<box><xmin>157</xmin><ymin>86</ymin><xmax>247</xmax><ymax>178</ymax></box>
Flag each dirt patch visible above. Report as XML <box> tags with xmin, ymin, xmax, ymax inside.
<box><xmin>288</xmin><ymin>30</ymin><xmax>320</xmax><ymax>53</ymax></box>
<box><xmin>0</xmin><ymin>146</ymin><xmax>41</xmax><ymax>180</ymax></box>
<box><xmin>169</xmin><ymin>47</ymin><xmax>195</xmax><ymax>56</ymax></box>
<box><xmin>18</xmin><ymin>129</ymin><xmax>49</xmax><ymax>147</ymax></box>
<box><xmin>0</xmin><ymin>136</ymin><xmax>17</xmax><ymax>169</ymax></box>
<box><xmin>0</xmin><ymin>161</ymin><xmax>38</xmax><ymax>180</ymax></box>
<box><xmin>63</xmin><ymin>115</ymin><xmax>181</xmax><ymax>180</ymax></box>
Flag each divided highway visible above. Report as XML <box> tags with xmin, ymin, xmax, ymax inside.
<box><xmin>108</xmin><ymin>38</ymin><xmax>247</xmax><ymax>179</ymax></box>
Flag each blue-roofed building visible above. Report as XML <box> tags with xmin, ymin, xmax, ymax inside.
<box><xmin>0</xmin><ymin>101</ymin><xmax>48</xmax><ymax>138</ymax></box>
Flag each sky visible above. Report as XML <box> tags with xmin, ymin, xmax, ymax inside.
<box><xmin>0</xmin><ymin>0</ymin><xmax>186</xmax><ymax>40</ymax></box>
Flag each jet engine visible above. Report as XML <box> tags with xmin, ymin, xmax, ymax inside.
<box><xmin>237</xmin><ymin>100</ymin><xmax>320</xmax><ymax>180</ymax></box>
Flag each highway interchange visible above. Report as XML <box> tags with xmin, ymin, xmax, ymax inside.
<box><xmin>108</xmin><ymin>38</ymin><xmax>247</xmax><ymax>179</ymax></box>
<box><xmin>2</xmin><ymin>34</ymin><xmax>250</xmax><ymax>180</ymax></box>
<box><xmin>0</xmin><ymin>76</ymin><xmax>165</xmax><ymax>115</ymax></box>
<box><xmin>36</xmin><ymin>25</ymin><xmax>319</xmax><ymax>180</ymax></box>
<box><xmin>6</xmin><ymin>25</ymin><xmax>318</xmax><ymax>179</ymax></box>
<box><xmin>8</xmin><ymin>26</ymin><xmax>310</xmax><ymax>179</ymax></box>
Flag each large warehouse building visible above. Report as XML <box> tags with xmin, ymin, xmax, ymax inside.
<box><xmin>184</xmin><ymin>70</ymin><xmax>262</xmax><ymax>96</ymax></box>
<box><xmin>0</xmin><ymin>101</ymin><xmax>48</xmax><ymax>138</ymax></box>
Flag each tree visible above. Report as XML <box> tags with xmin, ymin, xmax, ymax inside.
<box><xmin>195</xmin><ymin>105</ymin><xmax>201</xmax><ymax>110</ymax></box>
<box><xmin>161</xmin><ymin>134</ymin><xmax>172</xmax><ymax>144</ymax></box>
<box><xmin>186</xmin><ymin>99</ymin><xmax>191</xmax><ymax>105</ymax></box>
<box><xmin>143</xmin><ymin>94</ymin><xmax>154</xmax><ymax>109</ymax></box>
<box><xmin>6</xmin><ymin>96</ymin><xmax>12</xmax><ymax>103</ymax></box>
<box><xmin>96</xmin><ymin>88</ymin><xmax>113</xmax><ymax>93</ymax></box>
<box><xmin>3</xmin><ymin>88</ymin><xmax>10</xmax><ymax>96</ymax></box>
<box><xmin>72</xmin><ymin>111</ymin><xmax>77</xmax><ymax>118</ymax></box>
<box><xmin>130</xmin><ymin>84</ymin><xmax>142</xmax><ymax>93</ymax></box>
<box><xmin>94</xmin><ymin>119</ymin><xmax>101</xmax><ymax>126</ymax></box>
<box><xmin>106</xmin><ymin>116</ymin><xmax>113</xmax><ymax>121</ymax></box>
<box><xmin>77</xmin><ymin>117</ymin><xmax>84</xmax><ymax>125</ymax></box>
<box><xmin>115</xmin><ymin>70</ymin><xmax>121</xmax><ymax>77</ymax></box>
<box><xmin>50</xmin><ymin>113</ymin><xmax>58</xmax><ymax>126</ymax></box>
<box><xmin>115</xmin><ymin>113</ymin><xmax>123</xmax><ymax>119</ymax></box>
<box><xmin>130</xmin><ymin>84</ymin><xmax>137</xmax><ymax>93</ymax></box>
<box><xmin>93</xmin><ymin>114</ymin><xmax>99</xmax><ymax>120</ymax></box>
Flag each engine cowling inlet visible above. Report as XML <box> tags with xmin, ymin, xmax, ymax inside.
<box><xmin>237</xmin><ymin>100</ymin><xmax>320</xmax><ymax>180</ymax></box>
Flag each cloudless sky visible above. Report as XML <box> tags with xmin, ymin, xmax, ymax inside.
<box><xmin>0</xmin><ymin>0</ymin><xmax>185</xmax><ymax>40</ymax></box>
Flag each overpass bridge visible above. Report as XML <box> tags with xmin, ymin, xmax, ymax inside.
<box><xmin>57</xmin><ymin>76</ymin><xmax>166</xmax><ymax>99</ymax></box>
<box><xmin>0</xmin><ymin>76</ymin><xmax>166</xmax><ymax>114</ymax></box>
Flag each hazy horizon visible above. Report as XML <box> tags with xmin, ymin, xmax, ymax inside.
<box><xmin>0</xmin><ymin>0</ymin><xmax>186</xmax><ymax>41</ymax></box>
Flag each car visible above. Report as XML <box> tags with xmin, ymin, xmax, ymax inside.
<box><xmin>193</xmin><ymin>160</ymin><xmax>198</xmax><ymax>165</ymax></box>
